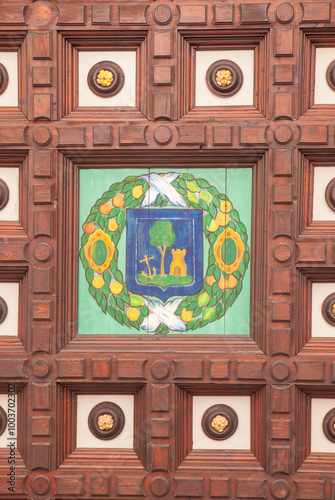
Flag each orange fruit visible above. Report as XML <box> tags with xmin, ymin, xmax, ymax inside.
<box><xmin>112</xmin><ymin>193</ymin><xmax>125</xmax><ymax>208</ymax></box>
<box><xmin>99</xmin><ymin>202</ymin><xmax>112</xmax><ymax>215</ymax></box>
<box><xmin>220</xmin><ymin>200</ymin><xmax>232</xmax><ymax>213</ymax></box>
<box><xmin>83</xmin><ymin>222</ymin><xmax>95</xmax><ymax>234</ymax></box>
<box><xmin>181</xmin><ymin>309</ymin><xmax>193</xmax><ymax>322</ymax></box>
<box><xmin>206</xmin><ymin>275</ymin><xmax>216</xmax><ymax>286</ymax></box>
<box><xmin>218</xmin><ymin>277</ymin><xmax>229</xmax><ymax>290</ymax></box>
<box><xmin>216</xmin><ymin>213</ymin><xmax>229</xmax><ymax>227</ymax></box>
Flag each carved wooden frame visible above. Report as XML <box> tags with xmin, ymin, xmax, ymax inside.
<box><xmin>57</xmin><ymin>30</ymin><xmax>148</xmax><ymax>120</ymax></box>
<box><xmin>58</xmin><ymin>149</ymin><xmax>267</xmax><ymax>352</ymax></box>
<box><xmin>178</xmin><ymin>29</ymin><xmax>269</xmax><ymax>119</ymax></box>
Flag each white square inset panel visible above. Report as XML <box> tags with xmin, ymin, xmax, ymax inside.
<box><xmin>315</xmin><ymin>48</ymin><xmax>335</xmax><ymax>104</ymax></box>
<box><xmin>311</xmin><ymin>282</ymin><xmax>335</xmax><ymax>337</ymax></box>
<box><xmin>0</xmin><ymin>52</ymin><xmax>18</xmax><ymax>107</ymax></box>
<box><xmin>0</xmin><ymin>283</ymin><xmax>19</xmax><ymax>336</ymax></box>
<box><xmin>313</xmin><ymin>166</ymin><xmax>335</xmax><ymax>221</ymax></box>
<box><xmin>193</xmin><ymin>396</ymin><xmax>250</xmax><ymax>450</ymax></box>
<box><xmin>311</xmin><ymin>398</ymin><xmax>335</xmax><ymax>453</ymax></box>
<box><xmin>77</xmin><ymin>394</ymin><xmax>134</xmax><ymax>448</ymax></box>
<box><xmin>0</xmin><ymin>393</ymin><xmax>17</xmax><ymax>448</ymax></box>
<box><xmin>78</xmin><ymin>51</ymin><xmax>136</xmax><ymax>107</ymax></box>
<box><xmin>0</xmin><ymin>168</ymin><xmax>19</xmax><ymax>221</ymax></box>
<box><xmin>195</xmin><ymin>50</ymin><xmax>254</xmax><ymax>107</ymax></box>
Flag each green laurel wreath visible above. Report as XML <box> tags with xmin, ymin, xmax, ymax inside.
<box><xmin>79</xmin><ymin>173</ymin><xmax>249</xmax><ymax>334</ymax></box>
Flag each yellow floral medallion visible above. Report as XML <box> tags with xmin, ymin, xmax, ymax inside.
<box><xmin>84</xmin><ymin>230</ymin><xmax>114</xmax><ymax>274</ymax></box>
<box><xmin>97</xmin><ymin>69</ymin><xmax>114</xmax><ymax>87</ymax></box>
<box><xmin>97</xmin><ymin>414</ymin><xmax>114</xmax><ymax>430</ymax></box>
<box><xmin>211</xmin><ymin>414</ymin><xmax>228</xmax><ymax>432</ymax></box>
<box><xmin>215</xmin><ymin>69</ymin><xmax>232</xmax><ymax>87</ymax></box>
<box><xmin>214</xmin><ymin>228</ymin><xmax>244</xmax><ymax>275</ymax></box>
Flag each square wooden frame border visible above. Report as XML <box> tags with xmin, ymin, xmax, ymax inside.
<box><xmin>57</xmin><ymin>30</ymin><xmax>148</xmax><ymax>120</ymax></box>
<box><xmin>177</xmin><ymin>28</ymin><xmax>270</xmax><ymax>120</ymax></box>
<box><xmin>57</xmin><ymin>149</ymin><xmax>268</xmax><ymax>353</ymax></box>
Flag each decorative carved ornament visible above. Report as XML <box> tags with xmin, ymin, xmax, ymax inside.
<box><xmin>87</xmin><ymin>61</ymin><xmax>125</xmax><ymax>98</ymax></box>
<box><xmin>321</xmin><ymin>293</ymin><xmax>335</xmax><ymax>326</ymax></box>
<box><xmin>206</xmin><ymin>60</ymin><xmax>243</xmax><ymax>97</ymax></box>
<box><xmin>325</xmin><ymin>178</ymin><xmax>335</xmax><ymax>212</ymax></box>
<box><xmin>201</xmin><ymin>404</ymin><xmax>238</xmax><ymax>440</ymax></box>
<box><xmin>0</xmin><ymin>406</ymin><xmax>7</xmax><ymax>436</ymax></box>
<box><xmin>88</xmin><ymin>401</ymin><xmax>125</xmax><ymax>440</ymax></box>
<box><xmin>323</xmin><ymin>407</ymin><xmax>335</xmax><ymax>442</ymax></box>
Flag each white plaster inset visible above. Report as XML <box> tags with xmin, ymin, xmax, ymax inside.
<box><xmin>313</xmin><ymin>166</ymin><xmax>335</xmax><ymax>221</ymax></box>
<box><xmin>77</xmin><ymin>394</ymin><xmax>134</xmax><ymax>448</ymax></box>
<box><xmin>311</xmin><ymin>398</ymin><xmax>335</xmax><ymax>453</ymax></box>
<box><xmin>78</xmin><ymin>51</ymin><xmax>136</xmax><ymax>107</ymax></box>
<box><xmin>0</xmin><ymin>167</ymin><xmax>19</xmax><ymax>222</ymax></box>
<box><xmin>311</xmin><ymin>282</ymin><xmax>335</xmax><ymax>337</ymax></box>
<box><xmin>0</xmin><ymin>283</ymin><xmax>19</xmax><ymax>336</ymax></box>
<box><xmin>195</xmin><ymin>50</ymin><xmax>254</xmax><ymax>107</ymax></box>
<box><xmin>0</xmin><ymin>52</ymin><xmax>18</xmax><ymax>107</ymax></box>
<box><xmin>315</xmin><ymin>47</ymin><xmax>335</xmax><ymax>105</ymax></box>
<box><xmin>0</xmin><ymin>393</ymin><xmax>17</xmax><ymax>448</ymax></box>
<box><xmin>192</xmin><ymin>395</ymin><xmax>251</xmax><ymax>450</ymax></box>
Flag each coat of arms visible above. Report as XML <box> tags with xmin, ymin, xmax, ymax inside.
<box><xmin>80</xmin><ymin>171</ymin><xmax>250</xmax><ymax>334</ymax></box>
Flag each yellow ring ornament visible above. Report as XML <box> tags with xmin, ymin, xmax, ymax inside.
<box><xmin>214</xmin><ymin>228</ymin><xmax>244</xmax><ymax>274</ymax></box>
<box><xmin>84</xmin><ymin>230</ymin><xmax>114</xmax><ymax>274</ymax></box>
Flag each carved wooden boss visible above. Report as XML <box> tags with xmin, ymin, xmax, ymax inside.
<box><xmin>0</xmin><ymin>0</ymin><xmax>335</xmax><ymax>499</ymax></box>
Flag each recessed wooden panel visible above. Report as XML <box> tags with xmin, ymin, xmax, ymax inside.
<box><xmin>271</xmin><ymin>386</ymin><xmax>291</xmax><ymax>413</ymax></box>
<box><xmin>151</xmin><ymin>418</ymin><xmax>170</xmax><ymax>438</ymax></box>
<box><xmin>240</xmin><ymin>3</ymin><xmax>269</xmax><ymax>23</ymax></box>
<box><xmin>153</xmin><ymin>93</ymin><xmax>172</xmax><ymax>120</ymax></box>
<box><xmin>151</xmin><ymin>384</ymin><xmax>170</xmax><ymax>412</ymax></box>
<box><xmin>294</xmin><ymin>481</ymin><xmax>324</xmax><ymax>499</ymax></box>
<box><xmin>116</xmin><ymin>476</ymin><xmax>144</xmax><ymax>496</ymax></box>
<box><xmin>272</xmin><ymin>268</ymin><xmax>291</xmax><ymax>294</ymax></box>
<box><xmin>33</xmin><ymin>32</ymin><xmax>52</xmax><ymax>60</ymax></box>
<box><xmin>297</xmin><ymin>242</ymin><xmax>326</xmax><ymax>263</ymax></box>
<box><xmin>274</xmin><ymin>149</ymin><xmax>292</xmax><ymax>177</ymax></box>
<box><xmin>32</xmin><ymin>67</ymin><xmax>52</xmax><ymax>87</ymax></box>
<box><xmin>301</xmin><ymin>2</ymin><xmax>330</xmax><ymax>22</ymax></box>
<box><xmin>33</xmin><ymin>300</ymin><xmax>52</xmax><ymax>320</ymax></box>
<box><xmin>32</xmin><ymin>416</ymin><xmax>51</xmax><ymax>437</ymax></box>
<box><xmin>178</xmin><ymin>5</ymin><xmax>207</xmax><ymax>25</ymax></box>
<box><xmin>214</xmin><ymin>5</ymin><xmax>234</xmax><ymax>24</ymax></box>
<box><xmin>275</xmin><ymin>28</ymin><xmax>294</xmax><ymax>56</ymax></box>
<box><xmin>213</xmin><ymin>126</ymin><xmax>233</xmax><ymax>145</ymax></box>
<box><xmin>240</xmin><ymin>126</ymin><xmax>267</xmax><ymax>145</ymax></box>
<box><xmin>33</xmin><ymin>94</ymin><xmax>52</xmax><ymax>121</ymax></box>
<box><xmin>153</xmin><ymin>66</ymin><xmax>173</xmax><ymax>85</ymax></box>
<box><xmin>119</xmin><ymin>5</ymin><xmax>148</xmax><ymax>25</ymax></box>
<box><xmin>210</xmin><ymin>360</ymin><xmax>230</xmax><ymax>379</ymax></box>
<box><xmin>210</xmin><ymin>478</ymin><xmax>231</xmax><ymax>498</ymax></box>
<box><xmin>117</xmin><ymin>359</ymin><xmax>146</xmax><ymax>379</ymax></box>
<box><xmin>91</xmin><ymin>475</ymin><xmax>110</xmax><ymax>496</ymax></box>
<box><xmin>274</xmin><ymin>64</ymin><xmax>294</xmax><ymax>84</ymax></box>
<box><xmin>93</xmin><ymin>126</ymin><xmax>112</xmax><ymax>146</ymax></box>
<box><xmin>299</xmin><ymin>125</ymin><xmax>328</xmax><ymax>144</ymax></box>
<box><xmin>55</xmin><ymin>476</ymin><xmax>84</xmax><ymax>495</ymax></box>
<box><xmin>32</xmin><ymin>383</ymin><xmax>51</xmax><ymax>410</ymax></box>
<box><xmin>92</xmin><ymin>5</ymin><xmax>111</xmax><ymax>25</ymax></box>
<box><xmin>57</xmin><ymin>127</ymin><xmax>86</xmax><ymax>146</ymax></box>
<box><xmin>270</xmin><ymin>419</ymin><xmax>291</xmax><ymax>440</ymax></box>
<box><xmin>0</xmin><ymin>5</ymin><xmax>25</xmax><ymax>24</ymax></box>
<box><xmin>153</xmin><ymin>30</ymin><xmax>172</xmax><ymax>58</ymax></box>
<box><xmin>175</xmin><ymin>478</ymin><xmax>204</xmax><ymax>497</ymax></box>
<box><xmin>274</xmin><ymin>92</ymin><xmax>293</xmax><ymax>119</ymax></box>
<box><xmin>31</xmin><ymin>443</ymin><xmax>51</xmax><ymax>470</ymax></box>
<box><xmin>57</xmin><ymin>359</ymin><xmax>85</xmax><ymax>378</ymax></box>
<box><xmin>173</xmin><ymin>360</ymin><xmax>203</xmax><ymax>379</ymax></box>
<box><xmin>33</xmin><ymin>211</ymin><xmax>52</xmax><ymax>237</ymax></box>
<box><xmin>177</xmin><ymin>125</ymin><xmax>206</xmax><ymax>145</ymax></box>
<box><xmin>236</xmin><ymin>479</ymin><xmax>266</xmax><ymax>498</ymax></box>
<box><xmin>33</xmin><ymin>267</ymin><xmax>52</xmax><ymax>294</ymax></box>
<box><xmin>57</xmin><ymin>6</ymin><xmax>86</xmax><ymax>25</ymax></box>
<box><xmin>119</xmin><ymin>126</ymin><xmax>147</xmax><ymax>145</ymax></box>
<box><xmin>148</xmin><ymin>444</ymin><xmax>170</xmax><ymax>471</ymax></box>
<box><xmin>33</xmin><ymin>150</ymin><xmax>52</xmax><ymax>178</ymax></box>
<box><xmin>273</xmin><ymin>184</ymin><xmax>293</xmax><ymax>204</ymax></box>
<box><xmin>0</xmin><ymin>127</ymin><xmax>27</xmax><ymax>145</ymax></box>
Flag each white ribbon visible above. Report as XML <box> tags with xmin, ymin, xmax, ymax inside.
<box><xmin>141</xmin><ymin>297</ymin><xmax>186</xmax><ymax>333</ymax></box>
<box><xmin>140</xmin><ymin>172</ymin><xmax>187</xmax><ymax>208</ymax></box>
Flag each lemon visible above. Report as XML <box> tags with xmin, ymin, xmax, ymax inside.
<box><xmin>203</xmin><ymin>307</ymin><xmax>215</xmax><ymax>320</ymax></box>
<box><xmin>220</xmin><ymin>200</ymin><xmax>232</xmax><ymax>213</ymax></box>
<box><xmin>187</xmin><ymin>191</ymin><xmax>199</xmax><ymax>204</ymax></box>
<box><xmin>127</xmin><ymin>307</ymin><xmax>140</xmax><ymax>321</ymax></box>
<box><xmin>110</xmin><ymin>281</ymin><xmax>123</xmax><ymax>295</ymax></box>
<box><xmin>206</xmin><ymin>275</ymin><xmax>216</xmax><ymax>286</ymax></box>
<box><xmin>216</xmin><ymin>213</ymin><xmax>229</xmax><ymax>227</ymax></box>
<box><xmin>108</xmin><ymin>219</ymin><xmax>119</xmax><ymax>232</ymax></box>
<box><xmin>132</xmin><ymin>185</ymin><xmax>143</xmax><ymax>199</ymax></box>
<box><xmin>208</xmin><ymin>219</ymin><xmax>219</xmax><ymax>232</ymax></box>
<box><xmin>130</xmin><ymin>295</ymin><xmax>144</xmax><ymax>306</ymax></box>
<box><xmin>200</xmin><ymin>190</ymin><xmax>211</xmax><ymax>202</ymax></box>
<box><xmin>92</xmin><ymin>276</ymin><xmax>104</xmax><ymax>289</ymax></box>
<box><xmin>198</xmin><ymin>291</ymin><xmax>210</xmax><ymax>307</ymax></box>
<box><xmin>187</xmin><ymin>180</ymin><xmax>200</xmax><ymax>192</ymax></box>
<box><xmin>181</xmin><ymin>309</ymin><xmax>193</xmax><ymax>322</ymax></box>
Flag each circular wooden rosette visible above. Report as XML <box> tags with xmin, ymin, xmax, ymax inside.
<box><xmin>205</xmin><ymin>59</ymin><xmax>243</xmax><ymax>97</ymax></box>
<box><xmin>325</xmin><ymin>178</ymin><xmax>335</xmax><ymax>212</ymax></box>
<box><xmin>323</xmin><ymin>407</ymin><xmax>335</xmax><ymax>442</ymax></box>
<box><xmin>201</xmin><ymin>404</ymin><xmax>238</xmax><ymax>440</ymax></box>
<box><xmin>0</xmin><ymin>63</ymin><xmax>8</xmax><ymax>96</ymax></box>
<box><xmin>321</xmin><ymin>293</ymin><xmax>335</xmax><ymax>326</ymax></box>
<box><xmin>0</xmin><ymin>297</ymin><xmax>8</xmax><ymax>324</ymax></box>
<box><xmin>0</xmin><ymin>179</ymin><xmax>9</xmax><ymax>211</ymax></box>
<box><xmin>326</xmin><ymin>60</ymin><xmax>335</xmax><ymax>92</ymax></box>
<box><xmin>0</xmin><ymin>406</ymin><xmax>7</xmax><ymax>436</ymax></box>
<box><xmin>88</xmin><ymin>402</ymin><xmax>125</xmax><ymax>440</ymax></box>
<box><xmin>87</xmin><ymin>61</ymin><xmax>125</xmax><ymax>98</ymax></box>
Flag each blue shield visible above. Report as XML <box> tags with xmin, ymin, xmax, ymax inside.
<box><xmin>126</xmin><ymin>208</ymin><xmax>203</xmax><ymax>302</ymax></box>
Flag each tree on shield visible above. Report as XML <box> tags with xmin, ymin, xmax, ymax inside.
<box><xmin>149</xmin><ymin>220</ymin><xmax>176</xmax><ymax>277</ymax></box>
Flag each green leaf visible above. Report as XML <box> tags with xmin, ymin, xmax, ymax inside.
<box><xmin>209</xmin><ymin>233</ymin><xmax>216</xmax><ymax>245</ymax></box>
<box><xmin>109</xmin><ymin>295</ymin><xmax>116</xmax><ymax>307</ymax></box>
<box><xmin>214</xmin><ymin>266</ymin><xmax>220</xmax><ymax>281</ymax></box>
<box><xmin>122</xmin><ymin>183</ymin><xmax>133</xmax><ymax>194</ymax></box>
<box><xmin>208</xmin><ymin>296</ymin><xmax>217</xmax><ymax>308</ymax></box>
<box><xmin>198</xmin><ymin>199</ymin><xmax>208</xmax><ymax>211</ymax></box>
<box><xmin>86</xmin><ymin>214</ymin><xmax>96</xmax><ymax>223</ymax></box>
<box><xmin>201</xmin><ymin>319</ymin><xmax>209</xmax><ymax>327</ymax></box>
<box><xmin>239</xmin><ymin>261</ymin><xmax>246</xmax><ymax>277</ymax></box>
<box><xmin>197</xmin><ymin>178</ymin><xmax>209</xmax><ymax>188</ymax></box>
<box><xmin>115</xmin><ymin>270</ymin><xmax>123</xmax><ymax>282</ymax></box>
<box><xmin>192</xmin><ymin>318</ymin><xmax>201</xmax><ymax>330</ymax></box>
<box><xmin>236</xmin><ymin>281</ymin><xmax>242</xmax><ymax>296</ymax></box>
<box><xmin>123</xmin><ymin>313</ymin><xmax>130</xmax><ymax>327</ymax></box>
<box><xmin>121</xmin><ymin>292</ymin><xmax>130</xmax><ymax>304</ymax></box>
<box><xmin>104</xmin><ymin>272</ymin><xmax>111</xmax><ymax>284</ymax></box>
<box><xmin>103</xmin><ymin>284</ymin><xmax>110</xmax><ymax>297</ymax></box>
<box><xmin>110</xmin><ymin>260</ymin><xmax>117</xmax><ymax>274</ymax></box>
<box><xmin>102</xmin><ymin>190</ymin><xmax>115</xmax><ymax>199</ymax></box>
<box><xmin>125</xmin><ymin>176</ymin><xmax>139</xmax><ymax>182</ymax></box>
<box><xmin>213</xmin><ymin>282</ymin><xmax>219</xmax><ymax>295</ymax></box>
<box><xmin>96</xmin><ymin>288</ymin><xmax>102</xmax><ymax>305</ymax></box>
<box><xmin>141</xmin><ymin>306</ymin><xmax>148</xmax><ymax>316</ymax></box>
<box><xmin>208</xmin><ymin>186</ymin><xmax>218</xmax><ymax>195</ymax></box>
<box><xmin>160</xmin><ymin>326</ymin><xmax>169</xmax><ymax>334</ymax></box>
<box><xmin>230</xmin><ymin>208</ymin><xmax>240</xmax><ymax>222</ymax></box>
<box><xmin>193</xmin><ymin>307</ymin><xmax>203</xmax><ymax>317</ymax></box>
<box><xmin>117</xmin><ymin>297</ymin><xmax>124</xmax><ymax>310</ymax></box>
<box><xmin>240</xmin><ymin>232</ymin><xmax>248</xmax><ymax>244</ymax></box>
<box><xmin>181</xmin><ymin>173</ymin><xmax>195</xmax><ymax>181</ymax></box>
<box><xmin>188</xmin><ymin>301</ymin><xmax>198</xmax><ymax>311</ymax></box>
<box><xmin>110</xmin><ymin>207</ymin><xmax>120</xmax><ymax>217</ymax></box>
<box><xmin>130</xmin><ymin>320</ymin><xmax>140</xmax><ymax>330</ymax></box>
<box><xmin>178</xmin><ymin>178</ymin><xmax>187</xmax><ymax>190</ymax></box>
<box><xmin>130</xmin><ymin>199</ymin><xmax>139</xmax><ymax>208</ymax></box>
<box><xmin>81</xmin><ymin>233</ymin><xmax>89</xmax><ymax>246</ymax></box>
<box><xmin>186</xmin><ymin>320</ymin><xmax>195</xmax><ymax>331</ymax></box>
<box><xmin>107</xmin><ymin>305</ymin><xmax>116</xmax><ymax>318</ymax></box>
<box><xmin>218</xmin><ymin>193</ymin><xmax>227</xmax><ymax>200</ymax></box>
<box><xmin>117</xmin><ymin>211</ymin><xmax>125</xmax><ymax>224</ymax></box>
<box><xmin>89</xmin><ymin>285</ymin><xmax>96</xmax><ymax>298</ymax></box>
<box><xmin>209</xmin><ymin>204</ymin><xmax>216</xmax><ymax>219</ymax></box>
<box><xmin>101</xmin><ymin>296</ymin><xmax>107</xmax><ymax>313</ymax></box>
<box><xmin>212</xmin><ymin>196</ymin><xmax>220</xmax><ymax>208</ymax></box>
<box><xmin>86</xmin><ymin>268</ymin><xmax>93</xmax><ymax>283</ymax></box>
<box><xmin>116</xmin><ymin>309</ymin><xmax>123</xmax><ymax>324</ymax></box>
<box><xmin>90</xmin><ymin>206</ymin><xmax>99</xmax><ymax>214</ymax></box>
